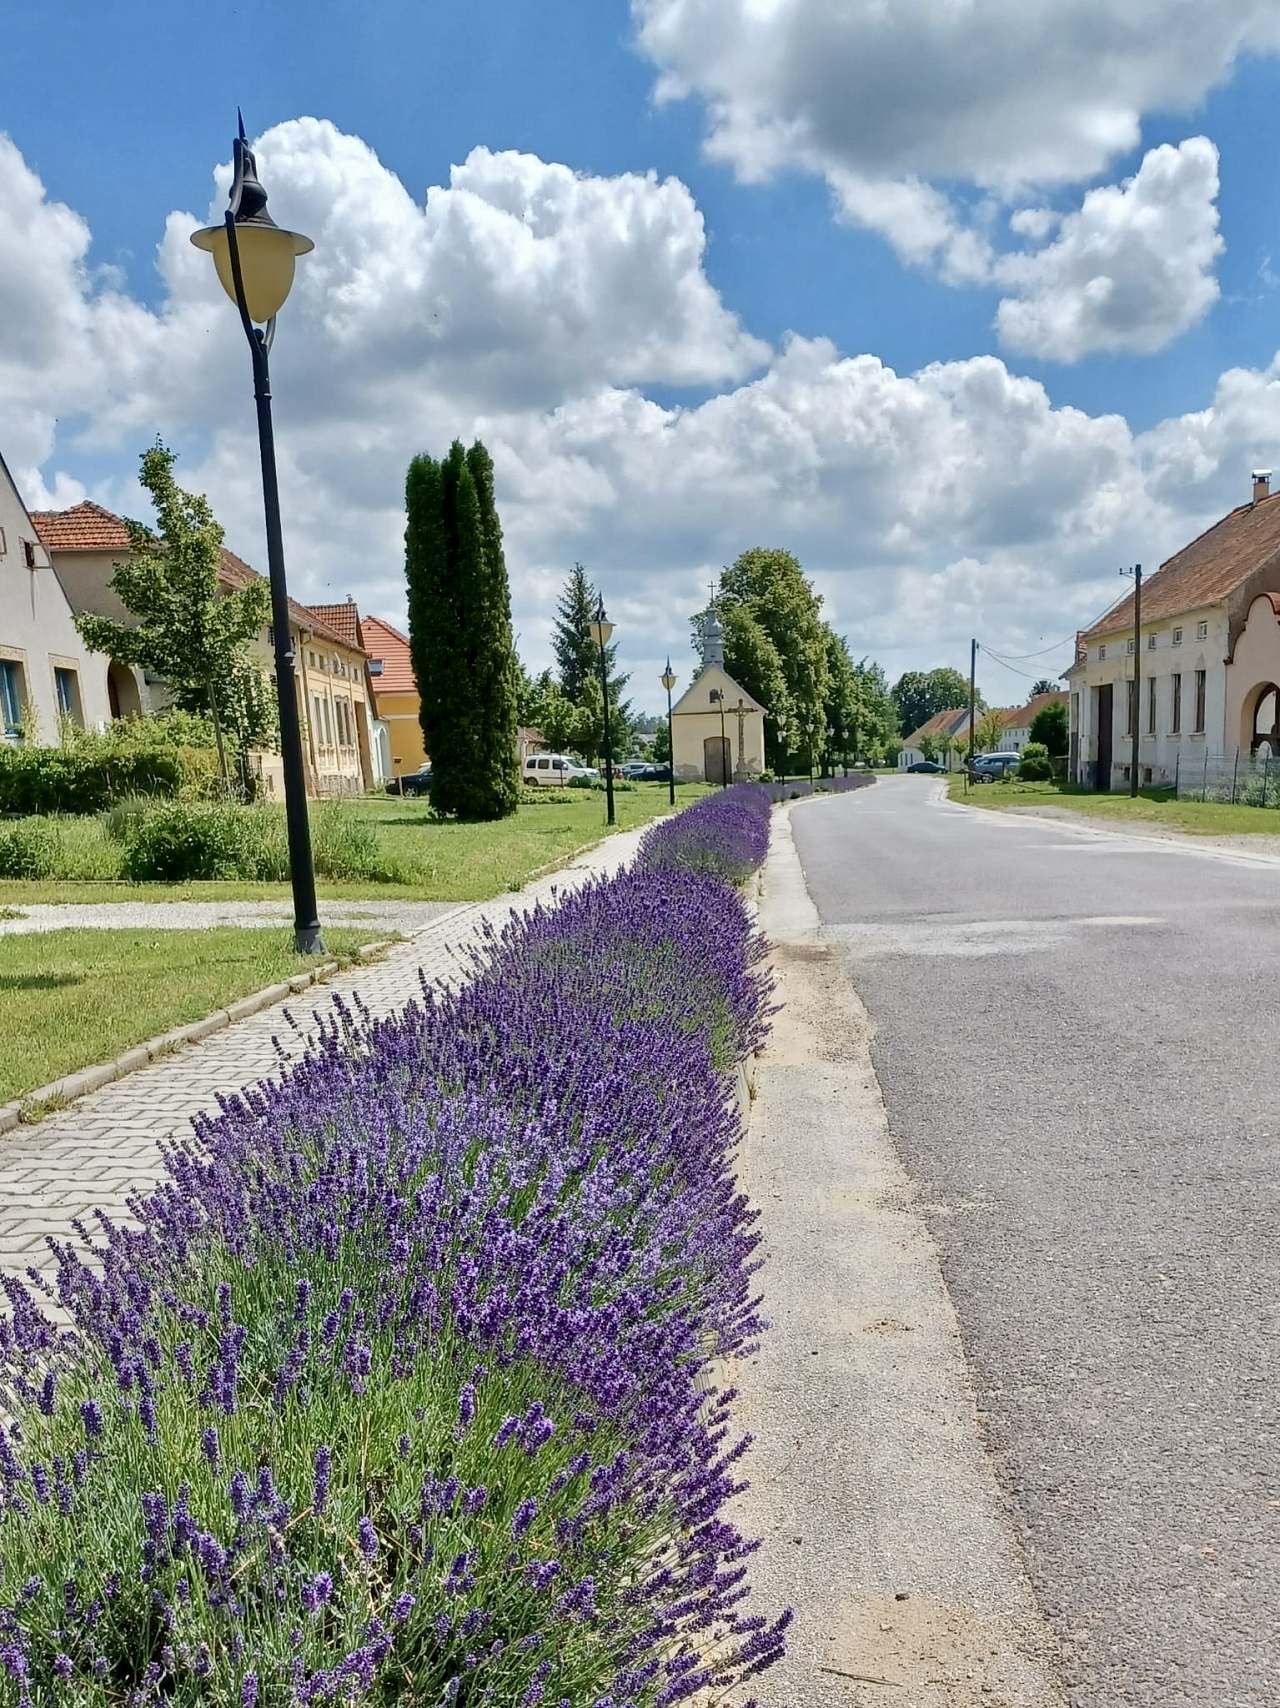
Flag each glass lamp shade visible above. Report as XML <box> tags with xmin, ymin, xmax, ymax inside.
<box><xmin>588</xmin><ymin>618</ymin><xmax>615</xmax><ymax>648</ymax></box>
<box><xmin>191</xmin><ymin>220</ymin><xmax>314</xmax><ymax>324</ymax></box>
<box><xmin>661</xmin><ymin>669</ymin><xmax>677</xmax><ymax>694</ymax></box>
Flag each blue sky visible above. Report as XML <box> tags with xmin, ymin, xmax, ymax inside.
<box><xmin>6</xmin><ymin>1</ymin><xmax>1280</xmax><ymax>708</ymax></box>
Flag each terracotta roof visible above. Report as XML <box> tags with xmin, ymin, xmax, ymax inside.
<box><xmin>904</xmin><ymin>707</ymin><xmax>971</xmax><ymax>746</ymax></box>
<box><xmin>359</xmin><ymin>614</ymin><xmax>418</xmax><ymax>697</ymax></box>
<box><xmin>306</xmin><ymin>600</ymin><xmax>362</xmax><ymax>650</ymax></box>
<box><xmin>1003</xmin><ymin>690</ymin><xmax>1067</xmax><ymax>730</ymax></box>
<box><xmin>30</xmin><ymin>500</ymin><xmax>130</xmax><ymax>553</ymax></box>
<box><xmin>1082</xmin><ymin>490</ymin><xmax>1280</xmax><ymax>643</ymax></box>
<box><xmin>31</xmin><ymin>501</ymin><xmax>358</xmax><ymax>652</ymax></box>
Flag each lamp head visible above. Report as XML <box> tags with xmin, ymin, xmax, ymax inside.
<box><xmin>191</xmin><ymin>122</ymin><xmax>314</xmax><ymax>325</ymax></box>
<box><xmin>587</xmin><ymin>596</ymin><xmax>615</xmax><ymax>649</ymax></box>
<box><xmin>660</xmin><ymin>659</ymin><xmax>677</xmax><ymax>694</ymax></box>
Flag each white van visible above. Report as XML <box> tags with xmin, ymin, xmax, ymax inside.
<box><xmin>523</xmin><ymin>752</ymin><xmax>580</xmax><ymax>786</ymax></box>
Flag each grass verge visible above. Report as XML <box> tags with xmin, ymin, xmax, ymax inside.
<box><xmin>0</xmin><ymin>927</ymin><xmax>370</xmax><ymax>1105</ymax></box>
<box><xmin>946</xmin><ymin>774</ymin><xmax>1280</xmax><ymax>835</ymax></box>
<box><xmin>0</xmin><ymin>784</ymin><xmax>709</xmax><ymax>905</ymax></box>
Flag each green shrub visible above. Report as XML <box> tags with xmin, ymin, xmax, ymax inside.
<box><xmin>310</xmin><ymin>802</ymin><xmax>406</xmax><ymax>883</ymax></box>
<box><xmin>1017</xmin><ymin>741</ymin><xmax>1053</xmax><ymax>781</ymax></box>
<box><xmin>0</xmin><ymin>819</ymin><xmax>60</xmax><ymax>878</ymax></box>
<box><xmin>0</xmin><ymin>717</ymin><xmax>221</xmax><ymax>815</ymax></box>
<box><xmin>519</xmin><ymin>786</ymin><xmax>575</xmax><ymax>805</ymax></box>
<box><xmin>120</xmin><ymin>801</ymin><xmax>285</xmax><ymax>882</ymax></box>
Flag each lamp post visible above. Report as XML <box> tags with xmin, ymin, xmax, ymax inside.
<box><xmin>588</xmin><ymin>596</ymin><xmax>616</xmax><ymax>826</ymax></box>
<box><xmin>660</xmin><ymin>660</ymin><xmax>677</xmax><ymax>807</ymax></box>
<box><xmin>776</xmin><ymin>717</ymin><xmax>787</xmax><ymax>787</ymax></box>
<box><xmin>191</xmin><ymin>116</ymin><xmax>323</xmax><ymax>955</ymax></box>
<box><xmin>708</xmin><ymin>688</ymin><xmax>728</xmax><ymax>787</ymax></box>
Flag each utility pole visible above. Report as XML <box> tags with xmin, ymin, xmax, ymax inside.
<box><xmin>1122</xmin><ymin>564</ymin><xmax>1143</xmax><ymax>797</ymax></box>
<box><xmin>967</xmin><ymin>637</ymin><xmax>978</xmax><ymax>786</ymax></box>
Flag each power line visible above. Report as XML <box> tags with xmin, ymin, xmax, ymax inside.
<box><xmin>980</xmin><ymin>648</ymin><xmax>1062</xmax><ymax>683</ymax></box>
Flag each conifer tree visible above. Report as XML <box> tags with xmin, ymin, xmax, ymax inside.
<box><xmin>404</xmin><ymin>439</ymin><xmax>519</xmax><ymax>820</ymax></box>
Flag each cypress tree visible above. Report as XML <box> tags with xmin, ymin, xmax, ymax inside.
<box><xmin>404</xmin><ymin>438</ymin><xmax>519</xmax><ymax>820</ymax></box>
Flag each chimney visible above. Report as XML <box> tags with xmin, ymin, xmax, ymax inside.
<box><xmin>1253</xmin><ymin>469</ymin><xmax>1272</xmax><ymax>504</ymax></box>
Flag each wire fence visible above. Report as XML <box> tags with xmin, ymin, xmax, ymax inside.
<box><xmin>1176</xmin><ymin>752</ymin><xmax>1280</xmax><ymax>807</ymax></box>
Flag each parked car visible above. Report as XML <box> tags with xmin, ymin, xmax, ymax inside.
<box><xmin>637</xmin><ymin>763</ymin><xmax>672</xmax><ymax>782</ymax></box>
<box><xmin>387</xmin><ymin>763</ymin><xmax>432</xmax><ymax>797</ymax></box>
<box><xmin>619</xmin><ymin>761</ymin><xmax>651</xmax><ymax>779</ymax></box>
<box><xmin>523</xmin><ymin>753</ymin><xmax>579</xmax><ymax>787</ymax></box>
<box><xmin>968</xmin><ymin>751</ymin><xmax>1021</xmax><ymax>782</ymax></box>
<box><xmin>905</xmin><ymin>759</ymin><xmax>947</xmax><ymax>774</ymax></box>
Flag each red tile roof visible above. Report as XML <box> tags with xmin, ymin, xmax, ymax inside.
<box><xmin>1082</xmin><ymin>489</ymin><xmax>1280</xmax><ymax>642</ymax></box>
<box><xmin>1003</xmin><ymin>690</ymin><xmax>1067</xmax><ymax>730</ymax></box>
<box><xmin>30</xmin><ymin>501</ymin><xmax>358</xmax><ymax>652</ymax></box>
<box><xmin>359</xmin><ymin>615</ymin><xmax>418</xmax><ymax>697</ymax></box>
<box><xmin>904</xmin><ymin>706</ymin><xmax>971</xmax><ymax>746</ymax></box>
<box><xmin>306</xmin><ymin>600</ymin><xmax>362</xmax><ymax>651</ymax></box>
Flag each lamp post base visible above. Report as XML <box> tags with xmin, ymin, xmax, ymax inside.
<box><xmin>294</xmin><ymin>923</ymin><xmax>326</xmax><ymax>958</ymax></box>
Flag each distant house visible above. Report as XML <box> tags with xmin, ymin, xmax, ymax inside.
<box><xmin>1066</xmin><ymin>470</ymin><xmax>1280</xmax><ymax>789</ymax></box>
<box><xmin>356</xmin><ymin>614</ymin><xmax>424</xmax><ymax>780</ymax></box>
<box><xmin>898</xmin><ymin>707</ymin><xmax>973</xmax><ymax>771</ymax></box>
<box><xmin>31</xmin><ymin>501</ymin><xmax>379</xmax><ymax>797</ymax></box>
<box><xmin>999</xmin><ymin>691</ymin><xmax>1067</xmax><ymax>753</ymax></box>
<box><xmin>0</xmin><ymin>453</ymin><xmax>112</xmax><ymax>743</ymax></box>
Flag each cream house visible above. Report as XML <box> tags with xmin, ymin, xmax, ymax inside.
<box><xmin>0</xmin><ymin>453</ymin><xmax>112</xmax><ymax>743</ymax></box>
<box><xmin>31</xmin><ymin>501</ymin><xmax>378</xmax><ymax>796</ymax></box>
<box><xmin>1066</xmin><ymin>471</ymin><xmax>1280</xmax><ymax>789</ymax></box>
<box><xmin>671</xmin><ymin>609</ymin><xmax>768</xmax><ymax>783</ymax></box>
<box><xmin>898</xmin><ymin>707</ymin><xmax>973</xmax><ymax>770</ymax></box>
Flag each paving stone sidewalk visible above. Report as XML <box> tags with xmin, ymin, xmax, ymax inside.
<box><xmin>0</xmin><ymin>825</ymin><xmax>650</xmax><ymax>1284</ymax></box>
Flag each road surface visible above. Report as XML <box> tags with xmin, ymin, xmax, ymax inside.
<box><xmin>789</xmin><ymin>778</ymin><xmax>1280</xmax><ymax>1708</ymax></box>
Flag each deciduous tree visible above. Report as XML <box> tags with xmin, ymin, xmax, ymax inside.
<box><xmin>892</xmin><ymin>667</ymin><xmax>982</xmax><ymax>736</ymax></box>
<box><xmin>1029</xmin><ymin>699</ymin><xmax>1069</xmax><ymax>757</ymax></box>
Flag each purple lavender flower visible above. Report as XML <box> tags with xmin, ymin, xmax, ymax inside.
<box><xmin>312</xmin><ymin>1445</ymin><xmax>332</xmax><ymax>1515</ymax></box>
<box><xmin>356</xmin><ymin>1516</ymin><xmax>378</xmax><ymax>1561</ymax></box>
<box><xmin>201</xmin><ymin>1427</ymin><xmax>220</xmax><ymax>1471</ymax></box>
<box><xmin>79</xmin><ymin>1399</ymin><xmax>103</xmax><ymax>1440</ymax></box>
<box><xmin>392</xmin><ymin>1593</ymin><xmax>415</xmax><ymax>1623</ymax></box>
<box><xmin>241</xmin><ymin>1673</ymin><xmax>259</xmax><ymax>1707</ymax></box>
<box><xmin>457</xmin><ymin>1383</ymin><xmax>476</xmax><ymax>1430</ymax></box>
<box><xmin>511</xmin><ymin>1498</ymin><xmax>538</xmax><ymax>1540</ymax></box>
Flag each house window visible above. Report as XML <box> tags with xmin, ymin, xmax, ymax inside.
<box><xmin>1126</xmin><ymin>680</ymin><xmax>1136</xmax><ymax>736</ymax></box>
<box><xmin>54</xmin><ymin>667</ymin><xmax>83</xmax><ymax>727</ymax></box>
<box><xmin>1126</xmin><ymin>637</ymin><xmax>1135</xmax><ymax>655</ymax></box>
<box><xmin>1098</xmin><ymin>644</ymin><xmax>1106</xmax><ymax>661</ymax></box>
<box><xmin>323</xmin><ymin>699</ymin><xmax>334</xmax><ymax>745</ymax></box>
<box><xmin>1147</xmin><ymin>633</ymin><xmax>1156</xmax><ymax>651</ymax></box>
<box><xmin>1172</xmin><ymin>627</ymin><xmax>1182</xmax><ymax>646</ymax></box>
<box><xmin>1147</xmin><ymin>675</ymin><xmax>1156</xmax><ymax>735</ymax></box>
<box><xmin>1194</xmin><ymin>669</ymin><xmax>1206</xmax><ymax>733</ymax></box>
<box><xmin>0</xmin><ymin>661</ymin><xmax>24</xmax><ymax>738</ymax></box>
<box><xmin>1197</xmin><ymin>620</ymin><xmax>1208</xmax><ymax>641</ymax></box>
<box><xmin>22</xmin><ymin>540</ymin><xmax>36</xmax><ymax>569</ymax></box>
<box><xmin>1171</xmin><ymin>672</ymin><xmax>1181</xmax><ymax>734</ymax></box>
<box><xmin>0</xmin><ymin>527</ymin><xmax>7</xmax><ymax>555</ymax></box>
<box><xmin>312</xmin><ymin>694</ymin><xmax>323</xmax><ymax>743</ymax></box>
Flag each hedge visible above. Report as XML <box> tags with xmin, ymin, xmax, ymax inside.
<box><xmin>0</xmin><ymin>722</ymin><xmax>221</xmax><ymax>816</ymax></box>
<box><xmin>0</xmin><ymin>786</ymin><xmax>788</xmax><ymax>1703</ymax></box>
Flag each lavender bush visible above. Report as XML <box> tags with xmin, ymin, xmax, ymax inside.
<box><xmin>636</xmin><ymin>786</ymin><xmax>771</xmax><ymax>887</ymax></box>
<box><xmin>0</xmin><ymin>793</ymin><xmax>788</xmax><ymax>1704</ymax></box>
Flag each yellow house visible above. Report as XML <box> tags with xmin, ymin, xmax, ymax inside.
<box><xmin>31</xmin><ymin>502</ymin><xmax>379</xmax><ymax>797</ymax></box>
<box><xmin>357</xmin><ymin>614</ymin><xmax>426</xmax><ymax>779</ymax></box>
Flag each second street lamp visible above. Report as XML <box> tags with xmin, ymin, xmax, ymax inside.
<box><xmin>191</xmin><ymin>115</ymin><xmax>323</xmax><ymax>955</ymax></box>
<box><xmin>776</xmin><ymin>715</ymin><xmax>787</xmax><ymax>787</ymax></box>
<box><xmin>660</xmin><ymin>659</ymin><xmax>677</xmax><ymax>807</ymax></box>
<box><xmin>588</xmin><ymin>597</ymin><xmax>617</xmax><ymax>827</ymax></box>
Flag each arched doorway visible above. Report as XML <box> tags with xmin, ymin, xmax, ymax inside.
<box><xmin>703</xmin><ymin>734</ymin><xmax>731</xmax><ymax>784</ymax></box>
<box><xmin>1248</xmin><ymin>683</ymin><xmax>1280</xmax><ymax>755</ymax></box>
<box><xmin>106</xmin><ymin>661</ymin><xmax>142</xmax><ymax>721</ymax></box>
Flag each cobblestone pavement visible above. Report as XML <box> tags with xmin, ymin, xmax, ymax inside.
<box><xmin>0</xmin><ymin>898</ymin><xmax>460</xmax><ymax>935</ymax></box>
<box><xmin>0</xmin><ymin>825</ymin><xmax>650</xmax><ymax>1284</ymax></box>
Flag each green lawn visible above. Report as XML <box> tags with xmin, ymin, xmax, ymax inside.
<box><xmin>0</xmin><ymin>784</ymin><xmax>710</xmax><ymax>906</ymax></box>
<box><xmin>946</xmin><ymin>775</ymin><xmax>1280</xmax><ymax>836</ymax></box>
<box><xmin>0</xmin><ymin>927</ymin><xmax>370</xmax><ymax>1107</ymax></box>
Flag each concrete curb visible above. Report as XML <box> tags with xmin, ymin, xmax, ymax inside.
<box><xmin>0</xmin><ymin>935</ymin><xmax>407</xmax><ymax>1136</ymax></box>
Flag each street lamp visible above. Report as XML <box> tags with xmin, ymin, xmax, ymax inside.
<box><xmin>660</xmin><ymin>660</ymin><xmax>677</xmax><ymax>807</ymax></box>
<box><xmin>191</xmin><ymin>115</ymin><xmax>323</xmax><ymax>955</ymax></box>
<box><xmin>587</xmin><ymin>596</ymin><xmax>616</xmax><ymax>826</ymax></box>
<box><xmin>708</xmin><ymin>688</ymin><xmax>728</xmax><ymax>788</ymax></box>
<box><xmin>776</xmin><ymin>716</ymin><xmax>787</xmax><ymax>787</ymax></box>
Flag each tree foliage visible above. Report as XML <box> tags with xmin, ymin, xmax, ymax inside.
<box><xmin>73</xmin><ymin>442</ymin><xmax>276</xmax><ymax>789</ymax></box>
<box><xmin>1029</xmin><ymin>699</ymin><xmax>1068</xmax><ymax>757</ymax></box>
<box><xmin>405</xmin><ymin>439</ymin><xmax>520</xmax><ymax>820</ymax></box>
<box><xmin>892</xmin><ymin>668</ymin><xmax>983</xmax><ymax>736</ymax></box>
<box><xmin>1018</xmin><ymin>740</ymin><xmax>1053</xmax><ymax>780</ymax></box>
<box><xmin>550</xmin><ymin>563</ymin><xmax>631</xmax><ymax>757</ymax></box>
<box><xmin>973</xmin><ymin>709</ymin><xmax>1008</xmax><ymax>753</ymax></box>
<box><xmin>1031</xmin><ymin>677</ymin><xmax>1060</xmax><ymax>696</ymax></box>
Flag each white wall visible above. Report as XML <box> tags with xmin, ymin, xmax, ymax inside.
<box><xmin>0</xmin><ymin>476</ymin><xmax>112</xmax><ymax>742</ymax></box>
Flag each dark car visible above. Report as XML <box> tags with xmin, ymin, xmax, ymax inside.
<box><xmin>906</xmin><ymin>760</ymin><xmax>947</xmax><ymax>774</ymax></box>
<box><xmin>636</xmin><ymin>763</ymin><xmax>672</xmax><ymax>782</ymax></box>
<box><xmin>387</xmin><ymin>763</ymin><xmax>432</xmax><ymax>798</ymax></box>
<box><xmin>619</xmin><ymin>761</ymin><xmax>651</xmax><ymax>780</ymax></box>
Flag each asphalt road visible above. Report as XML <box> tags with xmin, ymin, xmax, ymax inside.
<box><xmin>790</xmin><ymin>778</ymin><xmax>1280</xmax><ymax>1708</ymax></box>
